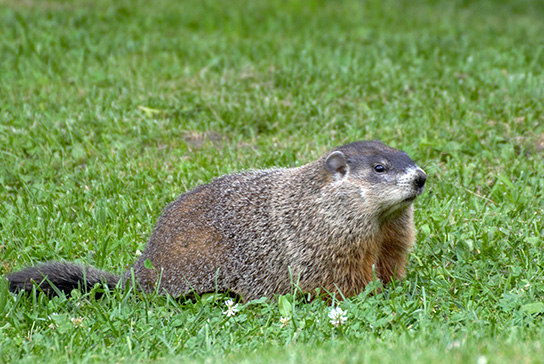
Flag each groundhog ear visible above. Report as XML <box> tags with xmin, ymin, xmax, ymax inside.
<box><xmin>325</xmin><ymin>151</ymin><xmax>348</xmax><ymax>176</ymax></box>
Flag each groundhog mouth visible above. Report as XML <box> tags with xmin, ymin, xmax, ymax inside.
<box><xmin>403</xmin><ymin>186</ymin><xmax>425</xmax><ymax>203</ymax></box>
<box><xmin>380</xmin><ymin>194</ymin><xmax>418</xmax><ymax>218</ymax></box>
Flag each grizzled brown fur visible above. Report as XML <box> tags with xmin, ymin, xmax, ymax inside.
<box><xmin>6</xmin><ymin>141</ymin><xmax>426</xmax><ymax>301</ymax></box>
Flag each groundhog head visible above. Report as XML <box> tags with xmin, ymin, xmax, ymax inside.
<box><xmin>324</xmin><ymin>140</ymin><xmax>426</xmax><ymax>218</ymax></box>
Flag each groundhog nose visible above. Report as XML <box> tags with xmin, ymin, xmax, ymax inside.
<box><xmin>414</xmin><ymin>170</ymin><xmax>427</xmax><ymax>189</ymax></box>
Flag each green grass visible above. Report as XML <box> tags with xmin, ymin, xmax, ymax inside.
<box><xmin>1</xmin><ymin>0</ymin><xmax>544</xmax><ymax>362</ymax></box>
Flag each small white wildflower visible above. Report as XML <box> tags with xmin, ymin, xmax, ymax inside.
<box><xmin>328</xmin><ymin>307</ymin><xmax>348</xmax><ymax>327</ymax></box>
<box><xmin>477</xmin><ymin>355</ymin><xmax>488</xmax><ymax>364</ymax></box>
<box><xmin>70</xmin><ymin>317</ymin><xmax>84</xmax><ymax>327</ymax></box>
<box><xmin>223</xmin><ymin>299</ymin><xmax>239</xmax><ymax>317</ymax></box>
<box><xmin>135</xmin><ymin>249</ymin><xmax>142</xmax><ymax>256</ymax></box>
<box><xmin>447</xmin><ymin>340</ymin><xmax>461</xmax><ymax>350</ymax></box>
<box><xmin>279</xmin><ymin>316</ymin><xmax>290</xmax><ymax>327</ymax></box>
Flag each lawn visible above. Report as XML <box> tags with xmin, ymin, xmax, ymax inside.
<box><xmin>1</xmin><ymin>0</ymin><xmax>544</xmax><ymax>362</ymax></box>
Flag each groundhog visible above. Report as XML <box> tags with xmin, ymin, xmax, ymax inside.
<box><xmin>6</xmin><ymin>140</ymin><xmax>426</xmax><ymax>301</ymax></box>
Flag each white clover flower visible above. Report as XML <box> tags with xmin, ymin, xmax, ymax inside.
<box><xmin>328</xmin><ymin>307</ymin><xmax>348</xmax><ymax>326</ymax></box>
<box><xmin>447</xmin><ymin>340</ymin><xmax>462</xmax><ymax>350</ymax></box>
<box><xmin>223</xmin><ymin>299</ymin><xmax>239</xmax><ymax>317</ymax></box>
<box><xmin>477</xmin><ymin>356</ymin><xmax>488</xmax><ymax>364</ymax></box>
<box><xmin>70</xmin><ymin>317</ymin><xmax>84</xmax><ymax>327</ymax></box>
<box><xmin>279</xmin><ymin>316</ymin><xmax>290</xmax><ymax>327</ymax></box>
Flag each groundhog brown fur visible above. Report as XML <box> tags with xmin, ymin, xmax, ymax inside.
<box><xmin>6</xmin><ymin>140</ymin><xmax>427</xmax><ymax>301</ymax></box>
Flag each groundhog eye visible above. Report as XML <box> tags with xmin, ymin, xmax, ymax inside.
<box><xmin>374</xmin><ymin>165</ymin><xmax>386</xmax><ymax>173</ymax></box>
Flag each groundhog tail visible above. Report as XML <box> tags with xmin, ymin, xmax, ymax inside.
<box><xmin>6</xmin><ymin>261</ymin><xmax>120</xmax><ymax>296</ymax></box>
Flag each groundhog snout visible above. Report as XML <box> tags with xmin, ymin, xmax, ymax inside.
<box><xmin>414</xmin><ymin>169</ymin><xmax>427</xmax><ymax>191</ymax></box>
